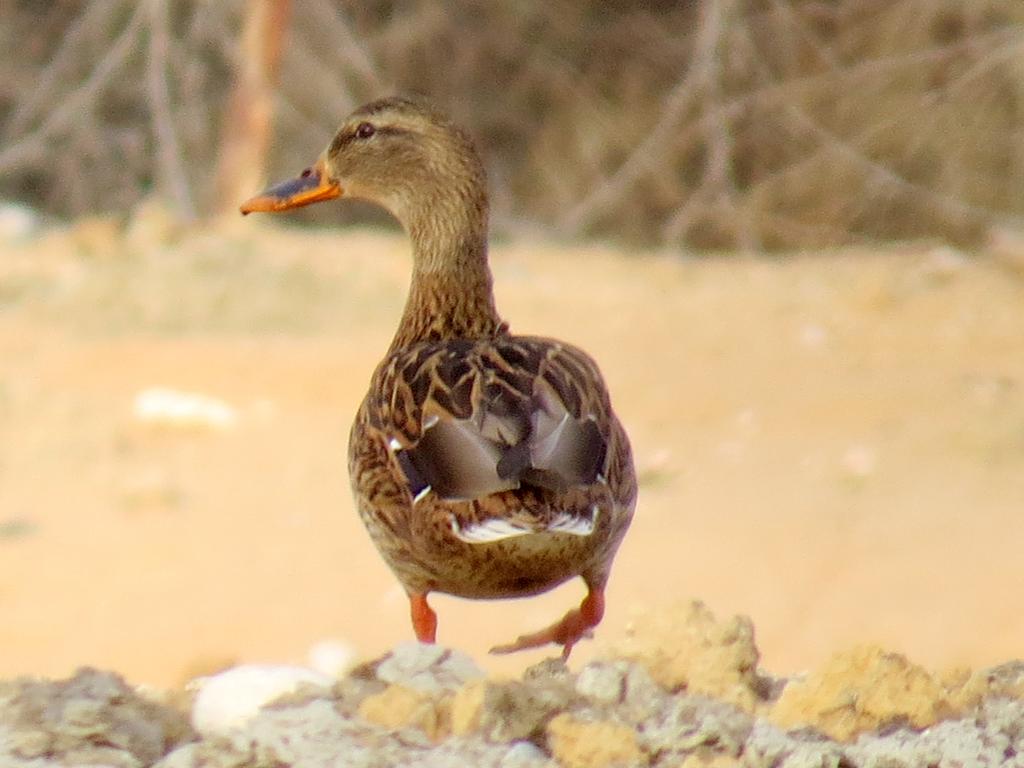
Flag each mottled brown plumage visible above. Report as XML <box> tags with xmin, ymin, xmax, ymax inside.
<box><xmin>241</xmin><ymin>96</ymin><xmax>636</xmax><ymax>657</ymax></box>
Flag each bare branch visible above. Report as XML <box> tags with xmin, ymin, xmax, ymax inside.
<box><xmin>0</xmin><ymin>2</ymin><xmax>1020</xmax><ymax>247</ymax></box>
<box><xmin>560</xmin><ymin>24</ymin><xmax>1019</xmax><ymax>242</ymax></box>
<box><xmin>0</xmin><ymin>3</ymin><xmax>146</xmax><ymax>176</ymax></box>
<box><xmin>3</xmin><ymin>0</ymin><xmax>123</xmax><ymax>138</ymax></box>
<box><xmin>557</xmin><ymin>54</ymin><xmax>703</xmax><ymax>236</ymax></box>
<box><xmin>308</xmin><ymin>0</ymin><xmax>386</xmax><ymax>92</ymax></box>
<box><xmin>146</xmin><ymin>0</ymin><xmax>196</xmax><ymax>220</ymax></box>
<box><xmin>781</xmin><ymin>104</ymin><xmax>1014</xmax><ymax>229</ymax></box>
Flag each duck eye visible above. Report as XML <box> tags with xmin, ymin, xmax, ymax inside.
<box><xmin>355</xmin><ymin>122</ymin><xmax>376</xmax><ymax>139</ymax></box>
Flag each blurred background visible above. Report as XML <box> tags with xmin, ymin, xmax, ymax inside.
<box><xmin>1</xmin><ymin>1</ymin><xmax>1023</xmax><ymax>689</ymax></box>
<box><xmin>2</xmin><ymin>0</ymin><xmax>1023</xmax><ymax>247</ymax></box>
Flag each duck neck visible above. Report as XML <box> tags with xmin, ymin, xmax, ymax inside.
<box><xmin>388</xmin><ymin>216</ymin><xmax>506</xmax><ymax>352</ymax></box>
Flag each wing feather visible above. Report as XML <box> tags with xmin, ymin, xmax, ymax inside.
<box><xmin>371</xmin><ymin>337</ymin><xmax>614</xmax><ymax>509</ymax></box>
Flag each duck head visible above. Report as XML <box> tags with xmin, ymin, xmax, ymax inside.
<box><xmin>240</xmin><ymin>96</ymin><xmax>488</xmax><ymax>244</ymax></box>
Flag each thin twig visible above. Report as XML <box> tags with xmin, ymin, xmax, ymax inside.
<box><xmin>560</xmin><ymin>25</ymin><xmax>1017</xmax><ymax>239</ymax></box>
<box><xmin>663</xmin><ymin>0</ymin><xmax>763</xmax><ymax>251</ymax></box>
<box><xmin>782</xmin><ymin>103</ymin><xmax>1012</xmax><ymax>228</ymax></box>
<box><xmin>557</xmin><ymin>52</ymin><xmax>704</xmax><ymax>236</ymax></box>
<box><xmin>0</xmin><ymin>2</ymin><xmax>146</xmax><ymax>175</ymax></box>
<box><xmin>308</xmin><ymin>0</ymin><xmax>386</xmax><ymax>92</ymax></box>
<box><xmin>4</xmin><ymin>0</ymin><xmax>122</xmax><ymax>138</ymax></box>
<box><xmin>944</xmin><ymin>36</ymin><xmax>1024</xmax><ymax>98</ymax></box>
<box><xmin>147</xmin><ymin>0</ymin><xmax>196</xmax><ymax>220</ymax></box>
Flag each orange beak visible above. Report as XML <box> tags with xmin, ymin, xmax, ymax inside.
<box><xmin>239</xmin><ymin>160</ymin><xmax>342</xmax><ymax>215</ymax></box>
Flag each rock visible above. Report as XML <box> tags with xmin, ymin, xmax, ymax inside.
<box><xmin>605</xmin><ymin>601</ymin><xmax>764</xmax><ymax>711</ymax></box>
<box><xmin>499</xmin><ymin>740</ymin><xmax>552</xmax><ymax>768</ymax></box>
<box><xmin>969</xmin><ymin>660</ymin><xmax>1024</xmax><ymax>701</ymax></box>
<box><xmin>160</xmin><ymin>694</ymin><xmax>553</xmax><ymax>768</ymax></box>
<box><xmin>190</xmin><ymin>664</ymin><xmax>332</xmax><ymax>735</ymax></box>
<box><xmin>841</xmin><ymin>697</ymin><xmax>1024</xmax><ymax>768</ymax></box>
<box><xmin>307</xmin><ymin>639</ymin><xmax>358</xmax><ymax>679</ymax></box>
<box><xmin>546</xmin><ymin>713</ymin><xmax>645</xmax><ymax>768</ymax></box>
<box><xmin>374</xmin><ymin>642</ymin><xmax>483</xmax><ymax>694</ymax></box>
<box><xmin>744</xmin><ymin>721</ymin><xmax>844</xmax><ymax>768</ymax></box>
<box><xmin>133</xmin><ymin>387</ymin><xmax>239</xmax><ymax>432</ymax></box>
<box><xmin>357</xmin><ymin>684</ymin><xmax>449</xmax><ymax>741</ymax></box>
<box><xmin>9</xmin><ymin>628</ymin><xmax>1024</xmax><ymax>767</ymax></box>
<box><xmin>216</xmin><ymin>697</ymin><xmax>389</xmax><ymax>767</ymax></box>
<box><xmin>451</xmin><ymin>673</ymin><xmax>574</xmax><ymax>743</ymax></box>
<box><xmin>0</xmin><ymin>201</ymin><xmax>40</xmax><ymax>243</ymax></box>
<box><xmin>641</xmin><ymin>695</ymin><xmax>752</xmax><ymax>763</ymax></box>
<box><xmin>575</xmin><ymin>662</ymin><xmax>625</xmax><ymax>705</ymax></box>
<box><xmin>153</xmin><ymin>742</ymin><xmax>202</xmax><ymax>768</ymax></box>
<box><xmin>678</xmin><ymin>754</ymin><xmax>744</xmax><ymax>768</ymax></box>
<box><xmin>620</xmin><ymin>662</ymin><xmax>672</xmax><ymax>723</ymax></box>
<box><xmin>977</xmin><ymin>696</ymin><xmax>1024</xmax><ymax>747</ymax></box>
<box><xmin>0</xmin><ymin>668</ymin><xmax>193</xmax><ymax>767</ymax></box>
<box><xmin>451</xmin><ymin>679</ymin><xmax>489</xmax><ymax>736</ymax></box>
<box><xmin>769</xmin><ymin>645</ymin><xmax>954</xmax><ymax>741</ymax></box>
<box><xmin>572</xmin><ymin>660</ymin><xmax>672</xmax><ymax>725</ymax></box>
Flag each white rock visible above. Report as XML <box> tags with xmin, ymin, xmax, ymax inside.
<box><xmin>0</xmin><ymin>202</ymin><xmax>40</xmax><ymax>242</ymax></box>
<box><xmin>133</xmin><ymin>387</ymin><xmax>238</xmax><ymax>431</ymax></box>
<box><xmin>575</xmin><ymin>662</ymin><xmax>625</xmax><ymax>704</ymax></box>
<box><xmin>307</xmin><ymin>639</ymin><xmax>357</xmax><ymax>678</ymax></box>
<box><xmin>189</xmin><ymin>664</ymin><xmax>332</xmax><ymax>735</ymax></box>
<box><xmin>500</xmin><ymin>740</ymin><xmax>550</xmax><ymax>767</ymax></box>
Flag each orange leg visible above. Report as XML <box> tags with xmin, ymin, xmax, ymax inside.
<box><xmin>490</xmin><ymin>587</ymin><xmax>605</xmax><ymax>660</ymax></box>
<box><xmin>409</xmin><ymin>592</ymin><xmax>437</xmax><ymax>643</ymax></box>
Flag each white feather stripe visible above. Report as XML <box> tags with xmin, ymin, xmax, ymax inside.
<box><xmin>449</xmin><ymin>505</ymin><xmax>598</xmax><ymax>544</ymax></box>
<box><xmin>449</xmin><ymin>515</ymin><xmax>533</xmax><ymax>543</ymax></box>
<box><xmin>549</xmin><ymin>505</ymin><xmax>599</xmax><ymax>536</ymax></box>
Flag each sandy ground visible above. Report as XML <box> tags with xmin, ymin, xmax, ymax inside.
<box><xmin>1</xmin><ymin>218</ymin><xmax>1023</xmax><ymax>689</ymax></box>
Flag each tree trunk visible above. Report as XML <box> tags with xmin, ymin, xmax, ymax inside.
<box><xmin>214</xmin><ymin>0</ymin><xmax>291</xmax><ymax>217</ymax></box>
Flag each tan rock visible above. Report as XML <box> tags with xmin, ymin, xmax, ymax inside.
<box><xmin>450</xmin><ymin>678</ymin><xmax>487</xmax><ymax>736</ymax></box>
<box><xmin>678</xmin><ymin>754</ymin><xmax>743</xmax><ymax>768</ymax></box>
<box><xmin>605</xmin><ymin>601</ymin><xmax>761</xmax><ymax>711</ymax></box>
<box><xmin>941</xmin><ymin>665</ymin><xmax>987</xmax><ymax>712</ymax></box>
<box><xmin>357</xmin><ymin>684</ymin><xmax>449</xmax><ymax>741</ymax></box>
<box><xmin>770</xmin><ymin>644</ymin><xmax>954</xmax><ymax>741</ymax></box>
<box><xmin>546</xmin><ymin>713</ymin><xmax>645</xmax><ymax>768</ymax></box>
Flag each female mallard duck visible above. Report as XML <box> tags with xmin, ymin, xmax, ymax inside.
<box><xmin>240</xmin><ymin>96</ymin><xmax>636</xmax><ymax>657</ymax></box>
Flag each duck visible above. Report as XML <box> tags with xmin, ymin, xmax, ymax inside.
<box><xmin>240</xmin><ymin>96</ymin><xmax>636</xmax><ymax>658</ymax></box>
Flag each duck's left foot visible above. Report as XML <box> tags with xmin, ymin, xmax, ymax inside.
<box><xmin>490</xmin><ymin>589</ymin><xmax>605</xmax><ymax>659</ymax></box>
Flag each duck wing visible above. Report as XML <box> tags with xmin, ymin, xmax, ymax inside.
<box><xmin>370</xmin><ymin>337</ymin><xmax>613</xmax><ymax>504</ymax></box>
